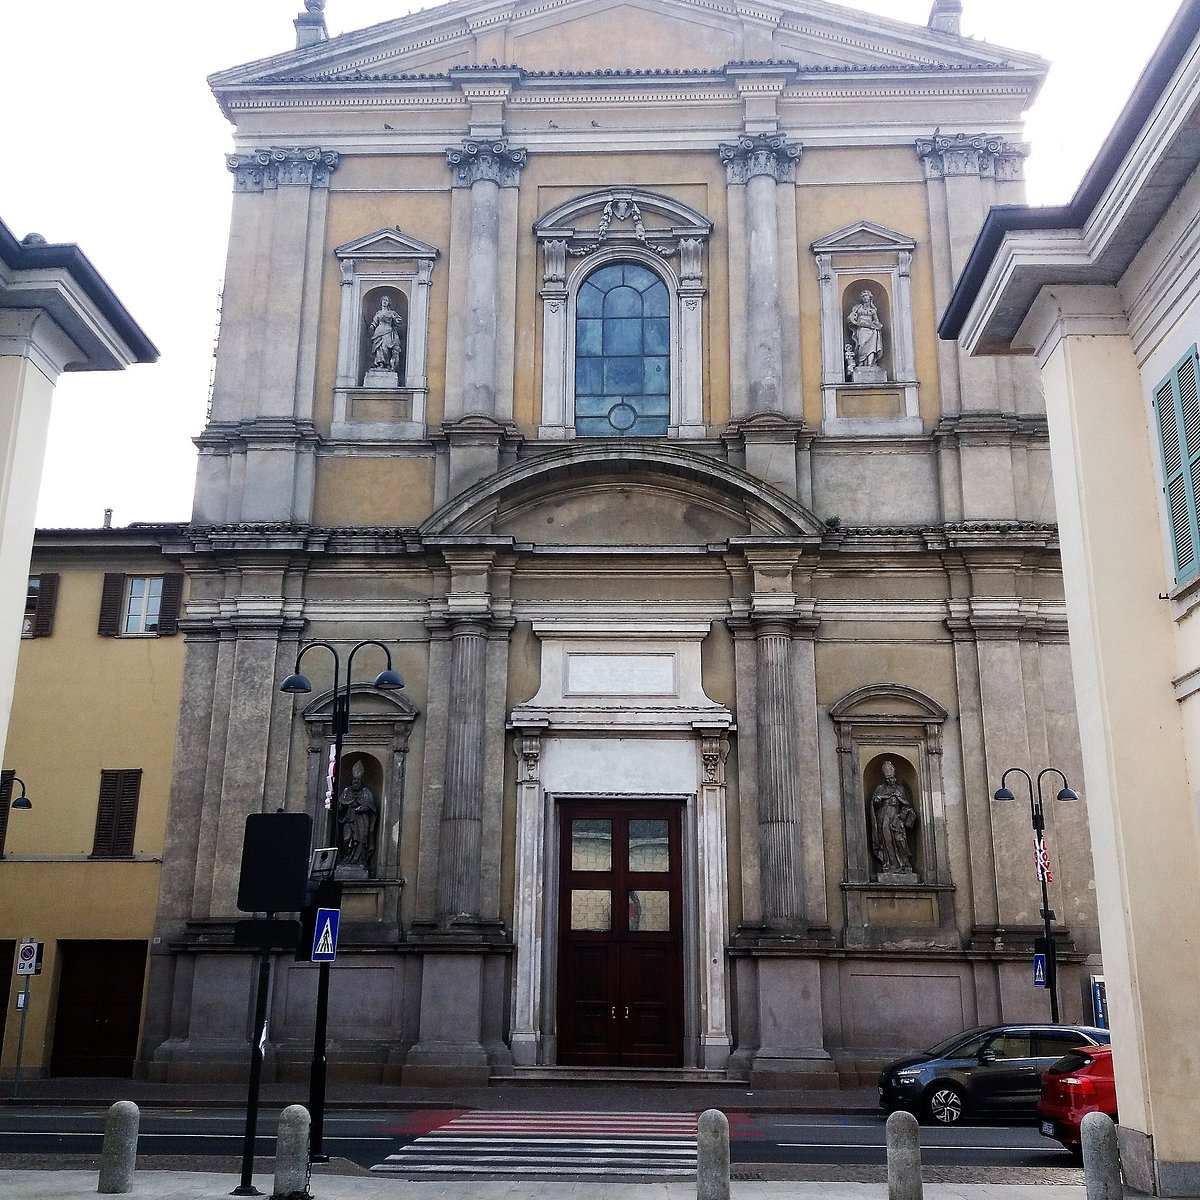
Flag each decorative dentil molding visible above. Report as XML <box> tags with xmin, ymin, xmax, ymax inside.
<box><xmin>445</xmin><ymin>139</ymin><xmax>528</xmax><ymax>187</ymax></box>
<box><xmin>719</xmin><ymin>132</ymin><xmax>802</xmax><ymax>184</ymax></box>
<box><xmin>226</xmin><ymin>146</ymin><xmax>340</xmax><ymax>191</ymax></box>
<box><xmin>915</xmin><ymin>132</ymin><xmax>1027</xmax><ymax>181</ymax></box>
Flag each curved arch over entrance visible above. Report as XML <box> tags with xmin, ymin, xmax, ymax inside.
<box><xmin>420</xmin><ymin>444</ymin><xmax>825</xmax><ymax>537</ymax></box>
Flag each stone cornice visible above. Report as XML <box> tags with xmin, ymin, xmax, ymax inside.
<box><xmin>719</xmin><ymin>132</ymin><xmax>801</xmax><ymax>184</ymax></box>
<box><xmin>226</xmin><ymin>146</ymin><xmax>340</xmax><ymax>191</ymax></box>
<box><xmin>445</xmin><ymin>138</ymin><xmax>527</xmax><ymax>187</ymax></box>
<box><xmin>916</xmin><ymin>131</ymin><xmax>1027</xmax><ymax>181</ymax></box>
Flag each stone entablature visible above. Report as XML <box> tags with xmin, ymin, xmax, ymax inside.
<box><xmin>915</xmin><ymin>131</ymin><xmax>1027</xmax><ymax>180</ymax></box>
<box><xmin>226</xmin><ymin>146</ymin><xmax>340</xmax><ymax>191</ymax></box>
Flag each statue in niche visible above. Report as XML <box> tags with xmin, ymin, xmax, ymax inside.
<box><xmin>845</xmin><ymin>288</ymin><xmax>887</xmax><ymax>383</ymax></box>
<box><xmin>363</xmin><ymin>294</ymin><xmax>405</xmax><ymax>387</ymax></box>
<box><xmin>869</xmin><ymin>758</ymin><xmax>918</xmax><ymax>877</ymax></box>
<box><xmin>337</xmin><ymin>759</ymin><xmax>378</xmax><ymax>875</ymax></box>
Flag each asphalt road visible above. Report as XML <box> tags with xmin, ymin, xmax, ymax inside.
<box><xmin>0</xmin><ymin>1106</ymin><xmax>1077</xmax><ymax>1171</ymax></box>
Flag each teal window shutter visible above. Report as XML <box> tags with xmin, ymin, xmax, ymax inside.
<box><xmin>1155</xmin><ymin>346</ymin><xmax>1200</xmax><ymax>585</ymax></box>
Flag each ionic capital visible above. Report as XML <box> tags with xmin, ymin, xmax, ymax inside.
<box><xmin>226</xmin><ymin>146</ymin><xmax>340</xmax><ymax>192</ymax></box>
<box><xmin>719</xmin><ymin>133</ymin><xmax>801</xmax><ymax>184</ymax></box>
<box><xmin>446</xmin><ymin>139</ymin><xmax>528</xmax><ymax>188</ymax></box>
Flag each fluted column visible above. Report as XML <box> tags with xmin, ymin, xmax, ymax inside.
<box><xmin>445</xmin><ymin>139</ymin><xmax>527</xmax><ymax>419</ymax></box>
<box><xmin>754</xmin><ymin>618</ymin><xmax>803</xmax><ymax>922</ymax></box>
<box><xmin>720</xmin><ymin>134</ymin><xmax>800</xmax><ymax>415</ymax></box>
<box><xmin>435</xmin><ymin>617</ymin><xmax>489</xmax><ymax>921</ymax></box>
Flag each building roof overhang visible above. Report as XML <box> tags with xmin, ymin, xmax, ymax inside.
<box><xmin>940</xmin><ymin>0</ymin><xmax>1200</xmax><ymax>356</ymax></box>
<box><xmin>0</xmin><ymin>219</ymin><xmax>158</xmax><ymax>372</ymax></box>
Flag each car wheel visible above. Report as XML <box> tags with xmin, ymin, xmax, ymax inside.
<box><xmin>923</xmin><ymin>1082</ymin><xmax>966</xmax><ymax>1125</ymax></box>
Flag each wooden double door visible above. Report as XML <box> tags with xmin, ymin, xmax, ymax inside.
<box><xmin>557</xmin><ymin>799</ymin><xmax>684</xmax><ymax>1067</ymax></box>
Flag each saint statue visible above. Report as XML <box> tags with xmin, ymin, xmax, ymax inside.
<box><xmin>337</xmin><ymin>759</ymin><xmax>378</xmax><ymax>873</ymax></box>
<box><xmin>846</xmin><ymin>288</ymin><xmax>885</xmax><ymax>377</ymax></box>
<box><xmin>367</xmin><ymin>295</ymin><xmax>405</xmax><ymax>377</ymax></box>
<box><xmin>869</xmin><ymin>758</ymin><xmax>918</xmax><ymax>876</ymax></box>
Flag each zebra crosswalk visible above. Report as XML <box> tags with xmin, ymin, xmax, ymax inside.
<box><xmin>372</xmin><ymin>1109</ymin><xmax>699</xmax><ymax>1178</ymax></box>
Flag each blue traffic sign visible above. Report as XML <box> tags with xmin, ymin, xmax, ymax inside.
<box><xmin>1033</xmin><ymin>952</ymin><xmax>1047</xmax><ymax>988</ymax></box>
<box><xmin>311</xmin><ymin>908</ymin><xmax>340</xmax><ymax>963</ymax></box>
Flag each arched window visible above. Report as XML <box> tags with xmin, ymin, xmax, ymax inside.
<box><xmin>574</xmin><ymin>263</ymin><xmax>670</xmax><ymax>437</ymax></box>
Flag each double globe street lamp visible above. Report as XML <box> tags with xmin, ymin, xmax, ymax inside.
<box><xmin>993</xmin><ymin>767</ymin><xmax>1078</xmax><ymax>1023</ymax></box>
<box><xmin>280</xmin><ymin>639</ymin><xmax>403</xmax><ymax>1162</ymax></box>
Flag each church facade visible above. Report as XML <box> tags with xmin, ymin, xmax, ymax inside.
<box><xmin>141</xmin><ymin>0</ymin><xmax>1102</xmax><ymax>1086</ymax></box>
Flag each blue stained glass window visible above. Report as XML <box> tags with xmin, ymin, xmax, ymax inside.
<box><xmin>575</xmin><ymin>263</ymin><xmax>671</xmax><ymax>436</ymax></box>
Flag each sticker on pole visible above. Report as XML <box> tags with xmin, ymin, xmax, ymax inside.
<box><xmin>14</xmin><ymin>941</ymin><xmax>40</xmax><ymax>976</ymax></box>
<box><xmin>311</xmin><ymin>908</ymin><xmax>340</xmax><ymax>963</ymax></box>
<box><xmin>1033</xmin><ymin>952</ymin><xmax>1047</xmax><ymax>988</ymax></box>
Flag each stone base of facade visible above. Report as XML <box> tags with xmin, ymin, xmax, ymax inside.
<box><xmin>1119</xmin><ymin>1126</ymin><xmax>1200</xmax><ymax>1197</ymax></box>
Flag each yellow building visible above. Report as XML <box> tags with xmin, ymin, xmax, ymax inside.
<box><xmin>0</xmin><ymin>526</ymin><xmax>185</xmax><ymax>1079</ymax></box>
<box><xmin>944</xmin><ymin>2</ymin><xmax>1200</xmax><ymax>1189</ymax></box>
<box><xmin>142</xmin><ymin>0</ymin><xmax>1105</xmax><ymax>1090</ymax></box>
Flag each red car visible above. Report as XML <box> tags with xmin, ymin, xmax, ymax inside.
<box><xmin>1037</xmin><ymin>1045</ymin><xmax>1117</xmax><ymax>1159</ymax></box>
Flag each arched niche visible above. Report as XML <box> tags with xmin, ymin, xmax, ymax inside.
<box><xmin>359</xmin><ymin>285</ymin><xmax>409</xmax><ymax>387</ymax></box>
<box><xmin>301</xmin><ymin>683</ymin><xmax>419</xmax><ymax>933</ymax></box>
<box><xmin>828</xmin><ymin>683</ymin><xmax>957</xmax><ymax>949</ymax></box>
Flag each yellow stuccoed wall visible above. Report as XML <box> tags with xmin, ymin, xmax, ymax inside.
<box><xmin>0</xmin><ymin>555</ymin><xmax>183</xmax><ymax>1074</ymax></box>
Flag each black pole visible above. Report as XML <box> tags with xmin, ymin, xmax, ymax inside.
<box><xmin>234</xmin><ymin>949</ymin><xmax>272</xmax><ymax>1196</ymax></box>
<box><xmin>308</xmin><ymin>672</ymin><xmax>346</xmax><ymax>1164</ymax></box>
<box><xmin>1031</xmin><ymin>787</ymin><xmax>1060</xmax><ymax>1023</ymax></box>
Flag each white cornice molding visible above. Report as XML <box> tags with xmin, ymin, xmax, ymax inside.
<box><xmin>1015</xmin><ymin>284</ymin><xmax>1130</xmax><ymax>369</ymax></box>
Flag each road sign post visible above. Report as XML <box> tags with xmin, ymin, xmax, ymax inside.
<box><xmin>12</xmin><ymin>940</ymin><xmax>40</xmax><ymax>1100</ymax></box>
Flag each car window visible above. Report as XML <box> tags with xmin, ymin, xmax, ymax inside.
<box><xmin>948</xmin><ymin>1033</ymin><xmax>990</xmax><ymax>1059</ymax></box>
<box><xmin>925</xmin><ymin>1027</ymin><xmax>990</xmax><ymax>1056</ymax></box>
<box><xmin>1047</xmin><ymin>1049</ymin><xmax>1094</xmax><ymax>1074</ymax></box>
<box><xmin>1035</xmin><ymin>1031</ymin><xmax>1091</xmax><ymax>1058</ymax></box>
<box><xmin>982</xmin><ymin>1033</ymin><xmax>1032</xmax><ymax>1059</ymax></box>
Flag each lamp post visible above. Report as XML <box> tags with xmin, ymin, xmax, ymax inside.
<box><xmin>993</xmin><ymin>767</ymin><xmax>1078</xmax><ymax>1023</ymax></box>
<box><xmin>280</xmin><ymin>640</ymin><xmax>403</xmax><ymax>1162</ymax></box>
<box><xmin>6</xmin><ymin>777</ymin><xmax>31</xmax><ymax>810</ymax></box>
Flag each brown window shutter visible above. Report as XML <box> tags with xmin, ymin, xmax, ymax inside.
<box><xmin>0</xmin><ymin>770</ymin><xmax>12</xmax><ymax>857</ymax></box>
<box><xmin>157</xmin><ymin>574</ymin><xmax>184</xmax><ymax>636</ymax></box>
<box><xmin>32</xmin><ymin>573</ymin><xmax>59</xmax><ymax>637</ymax></box>
<box><xmin>93</xmin><ymin>770</ymin><xmax>121</xmax><ymax>855</ymax></box>
<box><xmin>98</xmin><ymin>574</ymin><xmax>126</xmax><ymax>636</ymax></box>
<box><xmin>114</xmin><ymin>770</ymin><xmax>141</xmax><ymax>856</ymax></box>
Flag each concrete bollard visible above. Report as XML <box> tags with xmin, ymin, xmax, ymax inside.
<box><xmin>273</xmin><ymin>1104</ymin><xmax>312</xmax><ymax>1200</ymax></box>
<box><xmin>96</xmin><ymin>1100</ymin><xmax>139</xmax><ymax>1194</ymax></box>
<box><xmin>886</xmin><ymin>1109</ymin><xmax>923</xmax><ymax>1200</ymax></box>
<box><xmin>1081</xmin><ymin>1111</ymin><xmax>1122</xmax><ymax>1200</ymax></box>
<box><xmin>696</xmin><ymin>1108</ymin><xmax>730</xmax><ymax>1200</ymax></box>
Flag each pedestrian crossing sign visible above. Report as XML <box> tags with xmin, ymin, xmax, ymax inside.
<box><xmin>311</xmin><ymin>908</ymin><xmax>340</xmax><ymax>963</ymax></box>
<box><xmin>1033</xmin><ymin>952</ymin><xmax>1047</xmax><ymax>988</ymax></box>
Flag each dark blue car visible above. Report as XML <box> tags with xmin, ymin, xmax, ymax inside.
<box><xmin>878</xmin><ymin>1023</ymin><xmax>1111</xmax><ymax>1125</ymax></box>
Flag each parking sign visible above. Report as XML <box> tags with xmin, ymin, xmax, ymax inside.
<box><xmin>15</xmin><ymin>941</ymin><xmax>40</xmax><ymax>976</ymax></box>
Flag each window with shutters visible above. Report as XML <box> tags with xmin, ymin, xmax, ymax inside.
<box><xmin>21</xmin><ymin>574</ymin><xmax>59</xmax><ymax>639</ymax></box>
<box><xmin>1154</xmin><ymin>346</ymin><xmax>1200</xmax><ymax>586</ymax></box>
<box><xmin>0</xmin><ymin>771</ymin><xmax>12</xmax><ymax>858</ymax></box>
<box><xmin>98</xmin><ymin>573</ymin><xmax>183</xmax><ymax>637</ymax></box>
<box><xmin>92</xmin><ymin>769</ymin><xmax>141</xmax><ymax>857</ymax></box>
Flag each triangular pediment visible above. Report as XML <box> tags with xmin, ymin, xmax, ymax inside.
<box><xmin>812</xmin><ymin>221</ymin><xmax>917</xmax><ymax>255</ymax></box>
<box><xmin>335</xmin><ymin>227</ymin><xmax>440</xmax><ymax>262</ymax></box>
<box><xmin>210</xmin><ymin>0</ymin><xmax>1045</xmax><ymax>94</ymax></box>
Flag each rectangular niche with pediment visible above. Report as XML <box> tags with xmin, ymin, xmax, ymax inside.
<box><xmin>332</xmin><ymin>227</ymin><xmax>439</xmax><ymax>441</ymax></box>
<box><xmin>812</xmin><ymin>222</ymin><xmax>921</xmax><ymax>438</ymax></box>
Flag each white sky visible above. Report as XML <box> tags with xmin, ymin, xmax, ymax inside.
<box><xmin>1</xmin><ymin>0</ymin><xmax>1184</xmax><ymax>528</ymax></box>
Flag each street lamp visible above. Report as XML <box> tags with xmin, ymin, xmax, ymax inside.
<box><xmin>993</xmin><ymin>767</ymin><xmax>1078</xmax><ymax>1023</ymax></box>
<box><xmin>280</xmin><ymin>639</ymin><xmax>403</xmax><ymax>1162</ymax></box>
<box><xmin>7</xmin><ymin>777</ymin><xmax>31</xmax><ymax>810</ymax></box>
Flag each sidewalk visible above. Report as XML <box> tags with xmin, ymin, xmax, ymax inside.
<box><xmin>0</xmin><ymin>1174</ymin><xmax>1097</xmax><ymax>1200</ymax></box>
<box><xmin>0</xmin><ymin>1076</ymin><xmax>880</xmax><ymax>1114</ymax></box>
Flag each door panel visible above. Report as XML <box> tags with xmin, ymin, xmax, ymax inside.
<box><xmin>557</xmin><ymin>801</ymin><xmax>684</xmax><ymax>1067</ymax></box>
<box><xmin>51</xmin><ymin>941</ymin><xmax>147</xmax><ymax>1077</ymax></box>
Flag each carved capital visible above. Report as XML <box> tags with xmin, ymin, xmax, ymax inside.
<box><xmin>227</xmin><ymin>146</ymin><xmax>340</xmax><ymax>192</ymax></box>
<box><xmin>915</xmin><ymin>132</ymin><xmax>1027</xmax><ymax>181</ymax></box>
<box><xmin>515</xmin><ymin>731</ymin><xmax>542</xmax><ymax>783</ymax></box>
<box><xmin>700</xmin><ymin>733</ymin><xmax>730</xmax><ymax>786</ymax></box>
<box><xmin>719</xmin><ymin>133</ymin><xmax>801</xmax><ymax>184</ymax></box>
<box><xmin>446</xmin><ymin>139</ymin><xmax>528</xmax><ymax>187</ymax></box>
